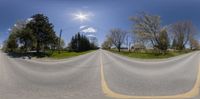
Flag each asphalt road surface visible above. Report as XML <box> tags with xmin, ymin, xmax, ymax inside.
<box><xmin>0</xmin><ymin>50</ymin><xmax>200</xmax><ymax>99</ymax></box>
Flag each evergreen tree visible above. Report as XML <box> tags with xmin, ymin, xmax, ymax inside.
<box><xmin>156</xmin><ymin>29</ymin><xmax>169</xmax><ymax>52</ymax></box>
<box><xmin>6</xmin><ymin>33</ymin><xmax>18</xmax><ymax>52</ymax></box>
<box><xmin>69</xmin><ymin>32</ymin><xmax>97</xmax><ymax>52</ymax></box>
<box><xmin>26</xmin><ymin>14</ymin><xmax>58</xmax><ymax>53</ymax></box>
<box><xmin>172</xmin><ymin>38</ymin><xmax>177</xmax><ymax>49</ymax></box>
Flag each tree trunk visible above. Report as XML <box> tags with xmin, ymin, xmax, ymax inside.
<box><xmin>36</xmin><ymin>40</ymin><xmax>40</xmax><ymax>54</ymax></box>
<box><xmin>118</xmin><ymin>48</ymin><xmax>121</xmax><ymax>52</ymax></box>
<box><xmin>24</xmin><ymin>41</ymin><xmax>27</xmax><ymax>53</ymax></box>
<box><xmin>117</xmin><ymin>44</ymin><xmax>121</xmax><ymax>52</ymax></box>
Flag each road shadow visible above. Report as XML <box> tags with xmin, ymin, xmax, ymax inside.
<box><xmin>6</xmin><ymin>52</ymin><xmax>52</xmax><ymax>59</ymax></box>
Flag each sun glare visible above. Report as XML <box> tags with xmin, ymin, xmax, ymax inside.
<box><xmin>74</xmin><ymin>12</ymin><xmax>89</xmax><ymax>22</ymax></box>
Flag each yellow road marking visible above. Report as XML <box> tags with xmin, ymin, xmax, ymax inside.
<box><xmin>100</xmin><ymin>53</ymin><xmax>200</xmax><ymax>99</ymax></box>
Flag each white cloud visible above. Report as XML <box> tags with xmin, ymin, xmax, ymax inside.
<box><xmin>26</xmin><ymin>18</ymin><xmax>33</xmax><ymax>22</ymax></box>
<box><xmin>87</xmin><ymin>34</ymin><xmax>96</xmax><ymax>37</ymax></box>
<box><xmin>81</xmin><ymin>27</ymin><xmax>97</xmax><ymax>33</ymax></box>
<box><xmin>14</xmin><ymin>24</ymin><xmax>17</xmax><ymax>27</ymax></box>
<box><xmin>80</xmin><ymin>25</ymin><xmax>88</xmax><ymax>29</ymax></box>
<box><xmin>8</xmin><ymin>28</ymin><xmax>11</xmax><ymax>31</ymax></box>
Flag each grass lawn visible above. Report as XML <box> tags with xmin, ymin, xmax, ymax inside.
<box><xmin>109</xmin><ymin>49</ymin><xmax>191</xmax><ymax>59</ymax></box>
<box><xmin>49</xmin><ymin>50</ymin><xmax>95</xmax><ymax>59</ymax></box>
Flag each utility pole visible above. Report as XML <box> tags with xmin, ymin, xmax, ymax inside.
<box><xmin>126</xmin><ymin>33</ymin><xmax>131</xmax><ymax>52</ymax></box>
<box><xmin>126</xmin><ymin>34</ymin><xmax>129</xmax><ymax>52</ymax></box>
<box><xmin>58</xmin><ymin>29</ymin><xmax>62</xmax><ymax>54</ymax></box>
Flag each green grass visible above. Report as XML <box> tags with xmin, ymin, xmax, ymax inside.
<box><xmin>49</xmin><ymin>50</ymin><xmax>95</xmax><ymax>59</ymax></box>
<box><xmin>109</xmin><ymin>49</ymin><xmax>190</xmax><ymax>59</ymax></box>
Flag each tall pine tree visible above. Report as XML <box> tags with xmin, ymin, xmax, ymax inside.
<box><xmin>69</xmin><ymin>32</ymin><xmax>97</xmax><ymax>52</ymax></box>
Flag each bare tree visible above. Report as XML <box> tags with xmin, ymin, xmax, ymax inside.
<box><xmin>125</xmin><ymin>33</ymin><xmax>133</xmax><ymax>52</ymax></box>
<box><xmin>171</xmin><ymin>21</ymin><xmax>196</xmax><ymax>50</ymax></box>
<box><xmin>108</xmin><ymin>28</ymin><xmax>127</xmax><ymax>52</ymax></box>
<box><xmin>189</xmin><ymin>37</ymin><xmax>199</xmax><ymax>50</ymax></box>
<box><xmin>130</xmin><ymin>13</ymin><xmax>169</xmax><ymax>53</ymax></box>
<box><xmin>101</xmin><ymin>36</ymin><xmax>112</xmax><ymax>49</ymax></box>
<box><xmin>130</xmin><ymin>13</ymin><xmax>161</xmax><ymax>46</ymax></box>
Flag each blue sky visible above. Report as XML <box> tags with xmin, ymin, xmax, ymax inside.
<box><xmin>1</xmin><ymin>0</ymin><xmax>200</xmax><ymax>46</ymax></box>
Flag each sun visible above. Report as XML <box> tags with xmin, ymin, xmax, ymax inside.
<box><xmin>74</xmin><ymin>12</ymin><xmax>89</xmax><ymax>22</ymax></box>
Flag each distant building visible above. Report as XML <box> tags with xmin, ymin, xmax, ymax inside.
<box><xmin>131</xmin><ymin>42</ymin><xmax>146</xmax><ymax>52</ymax></box>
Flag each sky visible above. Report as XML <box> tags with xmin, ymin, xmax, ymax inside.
<box><xmin>1</xmin><ymin>0</ymin><xmax>200</xmax><ymax>47</ymax></box>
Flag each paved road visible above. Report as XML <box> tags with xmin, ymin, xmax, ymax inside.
<box><xmin>0</xmin><ymin>50</ymin><xmax>200</xmax><ymax>99</ymax></box>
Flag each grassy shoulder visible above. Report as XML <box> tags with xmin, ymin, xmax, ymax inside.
<box><xmin>49</xmin><ymin>50</ymin><xmax>95</xmax><ymax>59</ymax></box>
<box><xmin>108</xmin><ymin>49</ymin><xmax>192</xmax><ymax>59</ymax></box>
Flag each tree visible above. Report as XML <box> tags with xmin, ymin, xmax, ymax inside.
<box><xmin>130</xmin><ymin>13</ymin><xmax>161</xmax><ymax>48</ymax></box>
<box><xmin>130</xmin><ymin>13</ymin><xmax>170</xmax><ymax>53</ymax></box>
<box><xmin>101</xmin><ymin>36</ymin><xmax>112</xmax><ymax>49</ymax></box>
<box><xmin>171</xmin><ymin>21</ymin><xmax>196</xmax><ymax>50</ymax></box>
<box><xmin>60</xmin><ymin>39</ymin><xmax>65</xmax><ymax>50</ymax></box>
<box><xmin>6</xmin><ymin>34</ymin><xmax>18</xmax><ymax>52</ymax></box>
<box><xmin>171</xmin><ymin>38</ymin><xmax>177</xmax><ymax>49</ymax></box>
<box><xmin>108</xmin><ymin>28</ymin><xmax>127</xmax><ymax>52</ymax></box>
<box><xmin>18</xmin><ymin>28</ymin><xmax>34</xmax><ymax>52</ymax></box>
<box><xmin>4</xmin><ymin>13</ymin><xmax>59</xmax><ymax>56</ymax></box>
<box><xmin>15</xmin><ymin>21</ymin><xmax>36</xmax><ymax>52</ymax></box>
<box><xmin>156</xmin><ymin>29</ymin><xmax>170</xmax><ymax>53</ymax></box>
<box><xmin>5</xmin><ymin>20</ymin><xmax>36</xmax><ymax>53</ymax></box>
<box><xmin>189</xmin><ymin>37</ymin><xmax>199</xmax><ymax>50</ymax></box>
<box><xmin>78</xmin><ymin>34</ymin><xmax>90</xmax><ymax>51</ymax></box>
<box><xmin>68</xmin><ymin>32</ymin><xmax>96</xmax><ymax>52</ymax></box>
<box><xmin>4</xmin><ymin>21</ymin><xmax>24</xmax><ymax>52</ymax></box>
<box><xmin>26</xmin><ymin>14</ymin><xmax>57</xmax><ymax>53</ymax></box>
